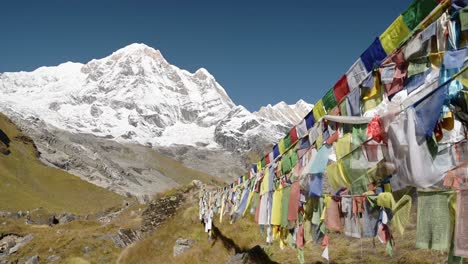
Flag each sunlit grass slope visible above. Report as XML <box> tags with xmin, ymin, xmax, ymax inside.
<box><xmin>0</xmin><ymin>113</ymin><xmax>123</xmax><ymax>214</ymax></box>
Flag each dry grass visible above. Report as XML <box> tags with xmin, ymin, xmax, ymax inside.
<box><xmin>119</xmin><ymin>194</ymin><xmax>461</xmax><ymax>264</ymax></box>
<box><xmin>0</xmin><ymin>202</ymin><xmax>144</xmax><ymax>263</ymax></box>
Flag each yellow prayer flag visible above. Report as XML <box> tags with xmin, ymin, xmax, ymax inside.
<box><xmin>335</xmin><ymin>133</ymin><xmax>352</xmax><ymax>160</ymax></box>
<box><xmin>313</xmin><ymin>99</ymin><xmax>326</xmax><ymax>122</ymax></box>
<box><xmin>279</xmin><ymin>138</ymin><xmax>286</xmax><ymax>154</ymax></box>
<box><xmin>379</xmin><ymin>15</ymin><xmax>411</xmax><ymax>54</ymax></box>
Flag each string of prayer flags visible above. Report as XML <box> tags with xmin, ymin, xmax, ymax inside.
<box><xmin>201</xmin><ymin>1</ymin><xmax>468</xmax><ymax>262</ymax></box>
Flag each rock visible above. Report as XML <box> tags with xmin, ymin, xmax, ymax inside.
<box><xmin>25</xmin><ymin>255</ymin><xmax>39</xmax><ymax>264</ymax></box>
<box><xmin>191</xmin><ymin>180</ymin><xmax>203</xmax><ymax>189</ymax></box>
<box><xmin>47</xmin><ymin>255</ymin><xmax>61</xmax><ymax>263</ymax></box>
<box><xmin>173</xmin><ymin>238</ymin><xmax>194</xmax><ymax>257</ymax></box>
<box><xmin>82</xmin><ymin>246</ymin><xmax>94</xmax><ymax>254</ymax></box>
<box><xmin>8</xmin><ymin>234</ymin><xmax>33</xmax><ymax>255</ymax></box>
<box><xmin>57</xmin><ymin>213</ymin><xmax>77</xmax><ymax>224</ymax></box>
<box><xmin>141</xmin><ymin>193</ymin><xmax>184</xmax><ymax>233</ymax></box>
<box><xmin>111</xmin><ymin>229</ymin><xmax>141</xmax><ymax>248</ymax></box>
<box><xmin>0</xmin><ymin>234</ymin><xmax>33</xmax><ymax>256</ymax></box>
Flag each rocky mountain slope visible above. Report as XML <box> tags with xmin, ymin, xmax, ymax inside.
<box><xmin>0</xmin><ymin>43</ymin><xmax>312</xmax><ymax>198</ymax></box>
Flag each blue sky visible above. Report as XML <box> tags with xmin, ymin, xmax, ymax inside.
<box><xmin>0</xmin><ymin>0</ymin><xmax>412</xmax><ymax>111</ymax></box>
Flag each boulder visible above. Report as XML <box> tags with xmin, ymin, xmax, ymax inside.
<box><xmin>25</xmin><ymin>255</ymin><xmax>39</xmax><ymax>264</ymax></box>
<box><xmin>47</xmin><ymin>255</ymin><xmax>61</xmax><ymax>263</ymax></box>
<box><xmin>57</xmin><ymin>213</ymin><xmax>77</xmax><ymax>225</ymax></box>
<box><xmin>173</xmin><ymin>238</ymin><xmax>194</xmax><ymax>257</ymax></box>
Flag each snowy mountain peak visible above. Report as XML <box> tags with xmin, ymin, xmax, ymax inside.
<box><xmin>0</xmin><ymin>43</ymin><xmax>311</xmax><ymax>152</ymax></box>
<box><xmin>194</xmin><ymin>68</ymin><xmax>214</xmax><ymax>80</ymax></box>
<box><xmin>254</xmin><ymin>100</ymin><xmax>313</xmax><ymax>127</ymax></box>
<box><xmin>112</xmin><ymin>43</ymin><xmax>166</xmax><ymax>61</ymax></box>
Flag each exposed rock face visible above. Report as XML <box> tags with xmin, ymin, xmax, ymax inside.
<box><xmin>111</xmin><ymin>229</ymin><xmax>142</xmax><ymax>248</ymax></box>
<box><xmin>173</xmin><ymin>238</ymin><xmax>194</xmax><ymax>257</ymax></box>
<box><xmin>141</xmin><ymin>193</ymin><xmax>184</xmax><ymax>233</ymax></box>
<box><xmin>0</xmin><ymin>234</ymin><xmax>34</xmax><ymax>257</ymax></box>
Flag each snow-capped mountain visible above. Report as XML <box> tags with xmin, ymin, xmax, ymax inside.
<box><xmin>0</xmin><ymin>43</ymin><xmax>311</xmax><ymax>152</ymax></box>
<box><xmin>0</xmin><ymin>43</ymin><xmax>313</xmax><ymax>199</ymax></box>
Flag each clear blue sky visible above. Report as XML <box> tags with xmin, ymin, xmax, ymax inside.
<box><xmin>0</xmin><ymin>0</ymin><xmax>413</xmax><ymax>111</ymax></box>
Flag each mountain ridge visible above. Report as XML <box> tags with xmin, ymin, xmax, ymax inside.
<box><xmin>0</xmin><ymin>43</ymin><xmax>311</xmax><ymax>152</ymax></box>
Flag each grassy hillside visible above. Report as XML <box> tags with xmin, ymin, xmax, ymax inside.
<box><xmin>0</xmin><ymin>113</ymin><xmax>124</xmax><ymax>214</ymax></box>
<box><xmin>119</xmin><ymin>191</ymin><xmax>453</xmax><ymax>264</ymax></box>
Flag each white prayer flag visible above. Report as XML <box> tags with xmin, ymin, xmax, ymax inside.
<box><xmin>321</xmin><ymin>246</ymin><xmax>329</xmax><ymax>261</ymax></box>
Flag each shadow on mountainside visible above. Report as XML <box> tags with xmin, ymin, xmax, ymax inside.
<box><xmin>211</xmin><ymin>224</ymin><xmax>278</xmax><ymax>264</ymax></box>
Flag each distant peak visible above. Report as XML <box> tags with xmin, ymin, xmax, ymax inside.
<box><xmin>111</xmin><ymin>43</ymin><xmax>166</xmax><ymax>61</ymax></box>
<box><xmin>194</xmin><ymin>68</ymin><xmax>214</xmax><ymax>80</ymax></box>
<box><xmin>116</xmin><ymin>43</ymin><xmax>153</xmax><ymax>52</ymax></box>
<box><xmin>296</xmin><ymin>99</ymin><xmax>307</xmax><ymax>105</ymax></box>
<box><xmin>273</xmin><ymin>101</ymin><xmax>288</xmax><ymax>108</ymax></box>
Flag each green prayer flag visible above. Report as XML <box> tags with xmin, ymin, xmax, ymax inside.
<box><xmin>290</xmin><ymin>149</ymin><xmax>298</xmax><ymax>169</ymax></box>
<box><xmin>461</xmin><ymin>7</ymin><xmax>468</xmax><ymax>32</ymax></box>
<box><xmin>339</xmin><ymin>100</ymin><xmax>348</xmax><ymax>116</ymax></box>
<box><xmin>281</xmin><ymin>186</ymin><xmax>291</xmax><ymax>228</ymax></box>
<box><xmin>350</xmin><ymin>174</ymin><xmax>370</xmax><ymax>194</ymax></box>
<box><xmin>352</xmin><ymin>124</ymin><xmax>368</xmax><ymax>149</ymax></box>
<box><xmin>408</xmin><ymin>60</ymin><xmax>429</xmax><ymax>77</ymax></box>
<box><xmin>284</xmin><ymin>134</ymin><xmax>291</xmax><ymax>150</ymax></box>
<box><xmin>281</xmin><ymin>152</ymin><xmax>292</xmax><ymax>175</ymax></box>
<box><xmin>402</xmin><ymin>0</ymin><xmax>438</xmax><ymax>30</ymax></box>
<box><xmin>416</xmin><ymin>191</ymin><xmax>454</xmax><ymax>251</ymax></box>
<box><xmin>322</xmin><ymin>88</ymin><xmax>338</xmax><ymax>111</ymax></box>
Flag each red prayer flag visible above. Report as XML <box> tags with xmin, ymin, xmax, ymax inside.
<box><xmin>289</xmin><ymin>126</ymin><xmax>299</xmax><ymax>145</ymax></box>
<box><xmin>333</xmin><ymin>75</ymin><xmax>350</xmax><ymax>103</ymax></box>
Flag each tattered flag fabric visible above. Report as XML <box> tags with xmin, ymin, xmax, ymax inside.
<box><xmin>414</xmin><ymin>84</ymin><xmax>447</xmax><ymax>138</ymax></box>
<box><xmin>421</xmin><ymin>20</ymin><xmax>437</xmax><ymax>43</ymax></box>
<box><xmin>443</xmin><ymin>48</ymin><xmax>467</xmax><ymax>69</ymax></box>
